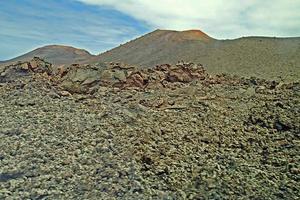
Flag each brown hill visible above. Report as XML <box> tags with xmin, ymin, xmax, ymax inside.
<box><xmin>0</xmin><ymin>45</ymin><xmax>95</xmax><ymax>67</ymax></box>
<box><xmin>95</xmin><ymin>29</ymin><xmax>300</xmax><ymax>81</ymax></box>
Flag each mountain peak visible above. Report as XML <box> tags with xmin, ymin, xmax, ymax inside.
<box><xmin>153</xmin><ymin>29</ymin><xmax>213</xmax><ymax>42</ymax></box>
<box><xmin>0</xmin><ymin>44</ymin><xmax>95</xmax><ymax>67</ymax></box>
<box><xmin>37</xmin><ymin>45</ymin><xmax>92</xmax><ymax>56</ymax></box>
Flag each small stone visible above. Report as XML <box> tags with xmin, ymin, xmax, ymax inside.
<box><xmin>244</xmin><ymin>87</ymin><xmax>256</xmax><ymax>96</ymax></box>
<box><xmin>49</xmin><ymin>91</ymin><xmax>60</xmax><ymax>99</ymax></box>
<box><xmin>59</xmin><ymin>90</ymin><xmax>72</xmax><ymax>96</ymax></box>
<box><xmin>20</xmin><ymin>63</ymin><xmax>29</xmax><ymax>70</ymax></box>
<box><xmin>62</xmin><ymin>159</ymin><xmax>72</xmax><ymax>165</ymax></box>
<box><xmin>153</xmin><ymin>127</ymin><xmax>161</xmax><ymax>134</ymax></box>
<box><xmin>62</xmin><ymin>171</ymin><xmax>73</xmax><ymax>179</ymax></box>
<box><xmin>168</xmin><ymin>99</ymin><xmax>175</xmax><ymax>105</ymax></box>
<box><xmin>191</xmin><ymin>118</ymin><xmax>198</xmax><ymax>123</ymax></box>
<box><xmin>98</xmin><ymin>86</ymin><xmax>109</xmax><ymax>93</ymax></box>
<box><xmin>81</xmin><ymin>77</ymin><xmax>99</xmax><ymax>85</ymax></box>
<box><xmin>122</xmin><ymin>109</ymin><xmax>136</xmax><ymax>119</ymax></box>
<box><xmin>29</xmin><ymin>60</ymin><xmax>38</xmax><ymax>69</ymax></box>
<box><xmin>290</xmin><ymin>168</ymin><xmax>299</xmax><ymax>175</ymax></box>
<box><xmin>113</xmin><ymin>70</ymin><xmax>126</xmax><ymax>81</ymax></box>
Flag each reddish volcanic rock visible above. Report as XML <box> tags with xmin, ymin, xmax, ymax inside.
<box><xmin>122</xmin><ymin>71</ymin><xmax>149</xmax><ymax>89</ymax></box>
<box><xmin>0</xmin><ymin>57</ymin><xmax>52</xmax><ymax>83</ymax></box>
<box><xmin>170</xmin><ymin>30</ymin><xmax>212</xmax><ymax>42</ymax></box>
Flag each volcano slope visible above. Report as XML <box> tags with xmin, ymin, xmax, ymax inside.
<box><xmin>96</xmin><ymin>29</ymin><xmax>300</xmax><ymax>82</ymax></box>
<box><xmin>0</xmin><ymin>59</ymin><xmax>299</xmax><ymax>199</ymax></box>
<box><xmin>0</xmin><ymin>45</ymin><xmax>95</xmax><ymax>67</ymax></box>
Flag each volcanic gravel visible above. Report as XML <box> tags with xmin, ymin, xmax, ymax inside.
<box><xmin>0</xmin><ymin>66</ymin><xmax>299</xmax><ymax>199</ymax></box>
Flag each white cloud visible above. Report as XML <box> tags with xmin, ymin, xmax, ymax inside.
<box><xmin>77</xmin><ymin>0</ymin><xmax>300</xmax><ymax>38</ymax></box>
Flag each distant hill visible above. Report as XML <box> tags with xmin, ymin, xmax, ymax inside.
<box><xmin>0</xmin><ymin>45</ymin><xmax>95</xmax><ymax>67</ymax></box>
<box><xmin>95</xmin><ymin>30</ymin><xmax>300</xmax><ymax>81</ymax></box>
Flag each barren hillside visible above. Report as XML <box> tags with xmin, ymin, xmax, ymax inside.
<box><xmin>96</xmin><ymin>30</ymin><xmax>300</xmax><ymax>81</ymax></box>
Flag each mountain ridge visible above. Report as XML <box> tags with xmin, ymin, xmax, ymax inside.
<box><xmin>1</xmin><ymin>29</ymin><xmax>299</xmax><ymax>81</ymax></box>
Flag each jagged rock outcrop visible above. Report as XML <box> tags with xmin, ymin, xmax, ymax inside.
<box><xmin>58</xmin><ymin>62</ymin><xmax>132</xmax><ymax>93</ymax></box>
<box><xmin>0</xmin><ymin>57</ymin><xmax>52</xmax><ymax>83</ymax></box>
<box><xmin>58</xmin><ymin>61</ymin><xmax>208</xmax><ymax>93</ymax></box>
<box><xmin>0</xmin><ymin>57</ymin><xmax>285</xmax><ymax>97</ymax></box>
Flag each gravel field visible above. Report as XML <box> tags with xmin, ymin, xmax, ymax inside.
<box><xmin>0</xmin><ymin>60</ymin><xmax>299</xmax><ymax>199</ymax></box>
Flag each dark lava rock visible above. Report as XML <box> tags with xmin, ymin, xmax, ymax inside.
<box><xmin>0</xmin><ymin>172</ymin><xmax>24</xmax><ymax>182</ymax></box>
<box><xmin>0</xmin><ymin>57</ymin><xmax>52</xmax><ymax>83</ymax></box>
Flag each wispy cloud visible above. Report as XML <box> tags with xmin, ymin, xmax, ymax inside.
<box><xmin>0</xmin><ymin>0</ymin><xmax>149</xmax><ymax>60</ymax></box>
<box><xmin>78</xmin><ymin>0</ymin><xmax>300</xmax><ymax>38</ymax></box>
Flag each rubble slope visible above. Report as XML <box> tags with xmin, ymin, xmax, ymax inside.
<box><xmin>0</xmin><ymin>58</ymin><xmax>299</xmax><ymax>199</ymax></box>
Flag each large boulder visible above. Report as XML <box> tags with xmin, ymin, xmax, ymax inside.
<box><xmin>59</xmin><ymin>62</ymin><xmax>130</xmax><ymax>93</ymax></box>
<box><xmin>165</xmin><ymin>63</ymin><xmax>206</xmax><ymax>83</ymax></box>
<box><xmin>60</xmin><ymin>65</ymin><xmax>102</xmax><ymax>93</ymax></box>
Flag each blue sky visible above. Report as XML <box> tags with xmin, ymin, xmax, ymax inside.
<box><xmin>0</xmin><ymin>0</ymin><xmax>149</xmax><ymax>60</ymax></box>
<box><xmin>1</xmin><ymin>0</ymin><xmax>299</xmax><ymax>60</ymax></box>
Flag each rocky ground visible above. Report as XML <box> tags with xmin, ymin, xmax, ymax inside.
<box><xmin>0</xmin><ymin>58</ymin><xmax>299</xmax><ymax>199</ymax></box>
